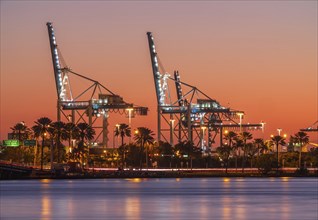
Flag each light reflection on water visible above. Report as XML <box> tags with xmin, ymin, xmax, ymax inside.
<box><xmin>1</xmin><ymin>178</ymin><xmax>317</xmax><ymax>220</ymax></box>
<box><xmin>41</xmin><ymin>194</ymin><xmax>51</xmax><ymax>220</ymax></box>
<box><xmin>125</xmin><ymin>197</ymin><xmax>141</xmax><ymax>219</ymax></box>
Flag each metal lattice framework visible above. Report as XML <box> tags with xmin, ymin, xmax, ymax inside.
<box><xmin>300</xmin><ymin>121</ymin><xmax>318</xmax><ymax>132</ymax></box>
<box><xmin>147</xmin><ymin>32</ymin><xmax>263</xmax><ymax>152</ymax></box>
<box><xmin>47</xmin><ymin>22</ymin><xmax>148</xmax><ymax>148</ymax></box>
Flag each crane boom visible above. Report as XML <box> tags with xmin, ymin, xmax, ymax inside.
<box><xmin>147</xmin><ymin>32</ymin><xmax>167</xmax><ymax>106</ymax></box>
<box><xmin>174</xmin><ymin>71</ymin><xmax>184</xmax><ymax>107</ymax></box>
<box><xmin>47</xmin><ymin>22</ymin><xmax>68</xmax><ymax>101</ymax></box>
<box><xmin>300</xmin><ymin>120</ymin><xmax>318</xmax><ymax>132</ymax></box>
<box><xmin>146</xmin><ymin>32</ymin><xmax>263</xmax><ymax>148</ymax></box>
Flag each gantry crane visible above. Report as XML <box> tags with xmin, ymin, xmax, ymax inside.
<box><xmin>300</xmin><ymin>121</ymin><xmax>318</xmax><ymax>132</ymax></box>
<box><xmin>47</xmin><ymin>22</ymin><xmax>148</xmax><ymax>148</ymax></box>
<box><xmin>147</xmin><ymin>32</ymin><xmax>262</xmax><ymax>152</ymax></box>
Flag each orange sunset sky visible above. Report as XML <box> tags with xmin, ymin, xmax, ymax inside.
<box><xmin>1</xmin><ymin>1</ymin><xmax>317</xmax><ymax>143</ymax></box>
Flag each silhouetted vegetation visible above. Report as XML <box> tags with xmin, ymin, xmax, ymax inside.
<box><xmin>1</xmin><ymin>119</ymin><xmax>317</xmax><ymax>176</ymax></box>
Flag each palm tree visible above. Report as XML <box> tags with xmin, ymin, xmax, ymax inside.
<box><xmin>157</xmin><ymin>141</ymin><xmax>174</xmax><ymax>168</ymax></box>
<box><xmin>271</xmin><ymin>135</ymin><xmax>286</xmax><ymax>171</ymax></box>
<box><xmin>265</xmin><ymin>140</ymin><xmax>274</xmax><ymax>153</ymax></box>
<box><xmin>224</xmin><ymin>131</ymin><xmax>237</xmax><ymax>148</ymax></box>
<box><xmin>254</xmin><ymin>137</ymin><xmax>268</xmax><ymax>155</ymax></box>
<box><xmin>134</xmin><ymin>127</ymin><xmax>155</xmax><ymax>169</ymax></box>
<box><xmin>115</xmin><ymin>123</ymin><xmax>131</xmax><ymax>168</ymax></box>
<box><xmin>10</xmin><ymin>122</ymin><xmax>31</xmax><ymax>145</ymax></box>
<box><xmin>245</xmin><ymin>143</ymin><xmax>258</xmax><ymax>168</ymax></box>
<box><xmin>65</xmin><ymin>122</ymin><xmax>79</xmax><ymax>150</ymax></box>
<box><xmin>32</xmin><ymin>117</ymin><xmax>52</xmax><ymax>170</ymax></box>
<box><xmin>239</xmin><ymin>131</ymin><xmax>253</xmax><ymax>172</ymax></box>
<box><xmin>10</xmin><ymin>122</ymin><xmax>32</xmax><ymax>164</ymax></box>
<box><xmin>216</xmin><ymin>144</ymin><xmax>232</xmax><ymax>173</ymax></box>
<box><xmin>233</xmin><ymin>137</ymin><xmax>243</xmax><ymax>170</ymax></box>
<box><xmin>49</xmin><ymin>121</ymin><xmax>67</xmax><ymax>163</ymax></box>
<box><xmin>292</xmin><ymin>131</ymin><xmax>309</xmax><ymax>168</ymax></box>
<box><xmin>158</xmin><ymin>141</ymin><xmax>173</xmax><ymax>156</ymax></box>
<box><xmin>77</xmin><ymin>123</ymin><xmax>95</xmax><ymax>143</ymax></box>
<box><xmin>76</xmin><ymin>123</ymin><xmax>95</xmax><ymax>166</ymax></box>
<box><xmin>224</xmin><ymin>131</ymin><xmax>238</xmax><ymax>169</ymax></box>
<box><xmin>253</xmin><ymin>138</ymin><xmax>268</xmax><ymax>170</ymax></box>
<box><xmin>174</xmin><ymin>141</ymin><xmax>201</xmax><ymax>169</ymax></box>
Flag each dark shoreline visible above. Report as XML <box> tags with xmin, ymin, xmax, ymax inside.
<box><xmin>1</xmin><ymin>170</ymin><xmax>317</xmax><ymax>180</ymax></box>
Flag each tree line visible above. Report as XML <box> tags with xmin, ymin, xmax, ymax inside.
<box><xmin>1</xmin><ymin>117</ymin><xmax>317</xmax><ymax>173</ymax></box>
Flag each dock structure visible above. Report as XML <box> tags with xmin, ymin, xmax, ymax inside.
<box><xmin>47</xmin><ymin>22</ymin><xmax>148</xmax><ymax>148</ymax></box>
<box><xmin>146</xmin><ymin>32</ymin><xmax>263</xmax><ymax>152</ymax></box>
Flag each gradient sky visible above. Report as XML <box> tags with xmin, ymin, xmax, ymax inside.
<box><xmin>1</xmin><ymin>1</ymin><xmax>317</xmax><ymax>143</ymax></box>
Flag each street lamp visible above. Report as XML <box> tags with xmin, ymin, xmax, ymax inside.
<box><xmin>70</xmin><ymin>139</ymin><xmax>76</xmax><ymax>153</ymax></box>
<box><xmin>277</xmin><ymin>128</ymin><xmax>282</xmax><ymax>136</ymax></box>
<box><xmin>170</xmin><ymin>119</ymin><xmax>175</xmax><ymax>146</ymax></box>
<box><xmin>260</xmin><ymin>121</ymin><xmax>266</xmax><ymax>133</ymax></box>
<box><xmin>283</xmin><ymin>134</ymin><xmax>287</xmax><ymax>153</ymax></box>
<box><xmin>201</xmin><ymin>126</ymin><xmax>207</xmax><ymax>151</ymax></box>
<box><xmin>41</xmin><ymin>132</ymin><xmax>47</xmax><ymax>171</ymax></box>
<box><xmin>126</xmin><ymin>108</ymin><xmax>134</xmax><ymax>125</ymax></box>
<box><xmin>114</xmin><ymin>124</ymin><xmax>120</xmax><ymax>147</ymax></box>
<box><xmin>126</xmin><ymin>108</ymin><xmax>134</xmax><ymax>143</ymax></box>
<box><xmin>114</xmin><ymin>124</ymin><xmax>120</xmax><ymax>167</ymax></box>
<box><xmin>103</xmin><ymin>150</ymin><xmax>107</xmax><ymax>167</ymax></box>
<box><xmin>237</xmin><ymin>112</ymin><xmax>244</xmax><ymax>133</ymax></box>
<box><xmin>271</xmin><ymin>134</ymin><xmax>286</xmax><ymax>172</ymax></box>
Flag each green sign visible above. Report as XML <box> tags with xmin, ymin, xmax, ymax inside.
<box><xmin>3</xmin><ymin>140</ymin><xmax>20</xmax><ymax>147</ymax></box>
<box><xmin>24</xmin><ymin>140</ymin><xmax>36</xmax><ymax>146</ymax></box>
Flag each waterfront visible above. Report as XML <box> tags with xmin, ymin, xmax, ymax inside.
<box><xmin>1</xmin><ymin>178</ymin><xmax>317</xmax><ymax>219</ymax></box>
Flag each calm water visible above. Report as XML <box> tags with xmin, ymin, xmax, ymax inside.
<box><xmin>1</xmin><ymin>178</ymin><xmax>317</xmax><ymax>220</ymax></box>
